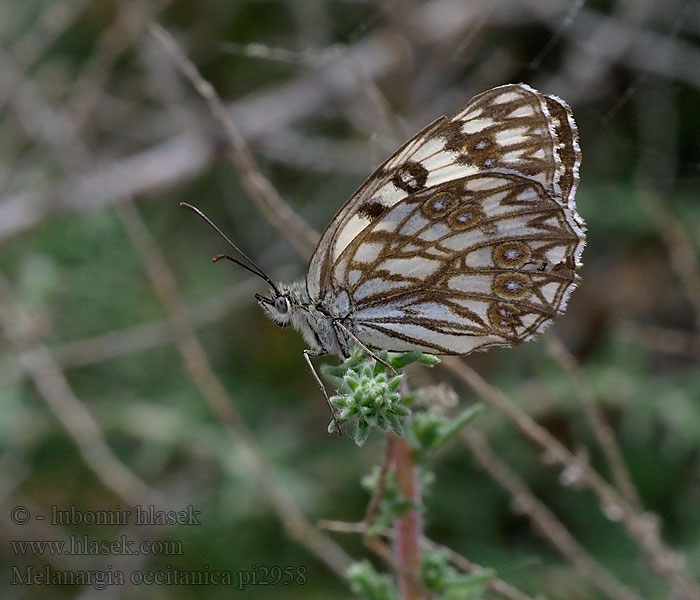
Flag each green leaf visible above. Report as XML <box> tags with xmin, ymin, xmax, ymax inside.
<box><xmin>417</xmin><ymin>353</ymin><xmax>441</xmax><ymax>366</ymax></box>
<box><xmin>389</xmin><ymin>351</ymin><xmax>440</xmax><ymax>369</ymax></box>
<box><xmin>354</xmin><ymin>421</ymin><xmax>371</xmax><ymax>447</ymax></box>
<box><xmin>433</xmin><ymin>404</ymin><xmax>485</xmax><ymax>446</ymax></box>
<box><xmin>346</xmin><ymin>561</ymin><xmax>397</xmax><ymax>600</ymax></box>
<box><xmin>388</xmin><ymin>376</ymin><xmax>402</xmax><ymax>391</ymax></box>
<box><xmin>421</xmin><ymin>549</ymin><xmax>494</xmax><ymax>599</ymax></box>
<box><xmin>410</xmin><ymin>404</ymin><xmax>484</xmax><ymax>457</ymax></box>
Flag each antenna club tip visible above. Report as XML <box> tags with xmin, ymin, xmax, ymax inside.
<box><xmin>212</xmin><ymin>254</ymin><xmax>225</xmax><ymax>263</ymax></box>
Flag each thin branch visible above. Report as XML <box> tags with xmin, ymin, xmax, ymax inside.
<box><xmin>0</xmin><ymin>266</ymin><xmax>295</xmax><ymax>382</ymax></box>
<box><xmin>463</xmin><ymin>427</ymin><xmax>643</xmax><ymax>600</ymax></box>
<box><xmin>336</xmin><ymin>44</ymin><xmax>408</xmax><ymax>145</ymax></box>
<box><xmin>48</xmin><ymin>275</ymin><xmax>287</xmax><ymax>369</ymax></box>
<box><xmin>0</xmin><ymin>49</ymin><xmax>89</xmax><ymax>173</ymax></box>
<box><xmin>364</xmin><ymin>436</ymin><xmax>394</xmax><ymax>529</ymax></box>
<box><xmin>443</xmin><ymin>357</ymin><xmax>700</xmax><ymax>600</ymax></box>
<box><xmin>0</xmin><ymin>275</ymin><xmax>153</xmax><ymax>505</ymax></box>
<box><xmin>391</xmin><ymin>434</ymin><xmax>424</xmax><ymax>600</ymax></box>
<box><xmin>618</xmin><ymin>321</ymin><xmax>700</xmax><ymax>358</ymax></box>
<box><xmin>0</xmin><ymin>4</ymin><xmax>424</xmax><ymax>243</ymax></box>
<box><xmin>516</xmin><ymin>0</ymin><xmax>700</xmax><ymax>93</ymax></box>
<box><xmin>148</xmin><ymin>22</ymin><xmax>320</xmax><ymax>260</ymax></box>
<box><xmin>545</xmin><ymin>333</ymin><xmax>641</xmax><ymax>509</ymax></box>
<box><xmin>3</xmin><ymin>0</ymin><xmax>698</xmax><ymax>245</ymax></box>
<box><xmin>421</xmin><ymin>538</ymin><xmax>536</xmax><ymax>600</ymax></box>
<box><xmin>62</xmin><ymin>0</ymin><xmax>173</xmax><ymax>135</ymax></box>
<box><xmin>0</xmin><ymin>0</ymin><xmax>91</xmax><ymax>112</ymax></box>
<box><xmin>1</xmin><ymin>11</ymin><xmax>353</xmax><ymax>577</ymax></box>
<box><xmin>115</xmin><ymin>199</ymin><xmax>242</xmax><ymax>427</ymax></box>
<box><xmin>258</xmin><ymin>130</ymin><xmax>370</xmax><ymax>174</ymax></box>
<box><xmin>533</xmin><ymin>0</ymin><xmax>655</xmax><ymax>104</ymax></box>
<box><xmin>643</xmin><ymin>192</ymin><xmax>700</xmax><ymax>336</ymax></box>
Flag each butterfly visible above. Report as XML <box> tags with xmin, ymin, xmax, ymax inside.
<box><xmin>183</xmin><ymin>83</ymin><xmax>585</xmax><ymax>404</ymax></box>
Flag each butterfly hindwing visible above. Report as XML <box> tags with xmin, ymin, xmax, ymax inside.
<box><xmin>328</xmin><ymin>173</ymin><xmax>583</xmax><ymax>354</ymax></box>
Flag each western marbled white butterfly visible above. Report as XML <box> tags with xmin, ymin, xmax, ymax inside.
<box><xmin>183</xmin><ymin>83</ymin><xmax>585</xmax><ymax>404</ymax></box>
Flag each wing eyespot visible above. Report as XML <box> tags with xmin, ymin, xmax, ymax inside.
<box><xmin>492</xmin><ymin>241</ymin><xmax>532</xmax><ymax>268</ymax></box>
<box><xmin>493</xmin><ymin>273</ymin><xmax>532</xmax><ymax>299</ymax></box>
<box><xmin>392</xmin><ymin>161</ymin><xmax>428</xmax><ymax>193</ymax></box>
<box><xmin>421</xmin><ymin>191</ymin><xmax>456</xmax><ymax>218</ymax></box>
<box><xmin>487</xmin><ymin>302</ymin><xmax>522</xmax><ymax>331</ymax></box>
<box><xmin>447</xmin><ymin>202</ymin><xmax>486</xmax><ymax>230</ymax></box>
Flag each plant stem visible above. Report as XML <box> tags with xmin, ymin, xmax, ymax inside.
<box><xmin>391</xmin><ymin>434</ymin><xmax>424</xmax><ymax>600</ymax></box>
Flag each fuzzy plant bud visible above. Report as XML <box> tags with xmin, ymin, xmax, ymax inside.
<box><xmin>322</xmin><ymin>348</ymin><xmax>438</xmax><ymax>446</ymax></box>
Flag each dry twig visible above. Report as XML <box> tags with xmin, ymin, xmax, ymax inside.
<box><xmin>545</xmin><ymin>333</ymin><xmax>641</xmax><ymax>509</ymax></box>
<box><xmin>149</xmin><ymin>23</ymin><xmax>320</xmax><ymax>260</ymax></box>
<box><xmin>0</xmin><ymin>275</ymin><xmax>153</xmax><ymax>505</ymax></box>
<box><xmin>444</xmin><ymin>357</ymin><xmax>700</xmax><ymax>600</ymax></box>
<box><xmin>463</xmin><ymin>427</ymin><xmax>643</xmax><ymax>600</ymax></box>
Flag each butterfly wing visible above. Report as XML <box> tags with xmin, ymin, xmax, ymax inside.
<box><xmin>328</xmin><ymin>172</ymin><xmax>584</xmax><ymax>354</ymax></box>
<box><xmin>306</xmin><ymin>83</ymin><xmax>582</xmax><ymax>302</ymax></box>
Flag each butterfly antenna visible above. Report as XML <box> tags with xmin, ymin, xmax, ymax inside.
<box><xmin>180</xmin><ymin>202</ymin><xmax>280</xmax><ymax>295</ymax></box>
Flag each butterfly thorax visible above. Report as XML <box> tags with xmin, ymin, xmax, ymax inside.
<box><xmin>256</xmin><ymin>279</ymin><xmax>351</xmax><ymax>358</ymax></box>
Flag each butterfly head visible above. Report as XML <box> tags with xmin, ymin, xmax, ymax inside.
<box><xmin>255</xmin><ymin>286</ymin><xmax>294</xmax><ymax>327</ymax></box>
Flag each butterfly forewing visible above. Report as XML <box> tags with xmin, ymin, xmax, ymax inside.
<box><xmin>307</xmin><ymin>84</ymin><xmax>583</xmax><ymax>304</ymax></box>
<box><xmin>306</xmin><ymin>115</ymin><xmax>450</xmax><ymax>299</ymax></box>
<box><xmin>304</xmin><ymin>83</ymin><xmax>584</xmax><ymax>356</ymax></box>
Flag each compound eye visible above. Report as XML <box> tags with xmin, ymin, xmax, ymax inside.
<box><xmin>274</xmin><ymin>296</ymin><xmax>289</xmax><ymax>314</ymax></box>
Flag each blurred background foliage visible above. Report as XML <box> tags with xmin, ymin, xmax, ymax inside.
<box><xmin>1</xmin><ymin>0</ymin><xmax>699</xmax><ymax>599</ymax></box>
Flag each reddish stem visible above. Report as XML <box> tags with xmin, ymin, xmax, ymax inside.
<box><xmin>391</xmin><ymin>434</ymin><xmax>424</xmax><ymax>600</ymax></box>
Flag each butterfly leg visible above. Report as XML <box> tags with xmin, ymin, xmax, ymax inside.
<box><xmin>332</xmin><ymin>320</ymin><xmax>398</xmax><ymax>376</ymax></box>
<box><xmin>303</xmin><ymin>349</ymin><xmax>342</xmax><ymax>436</ymax></box>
